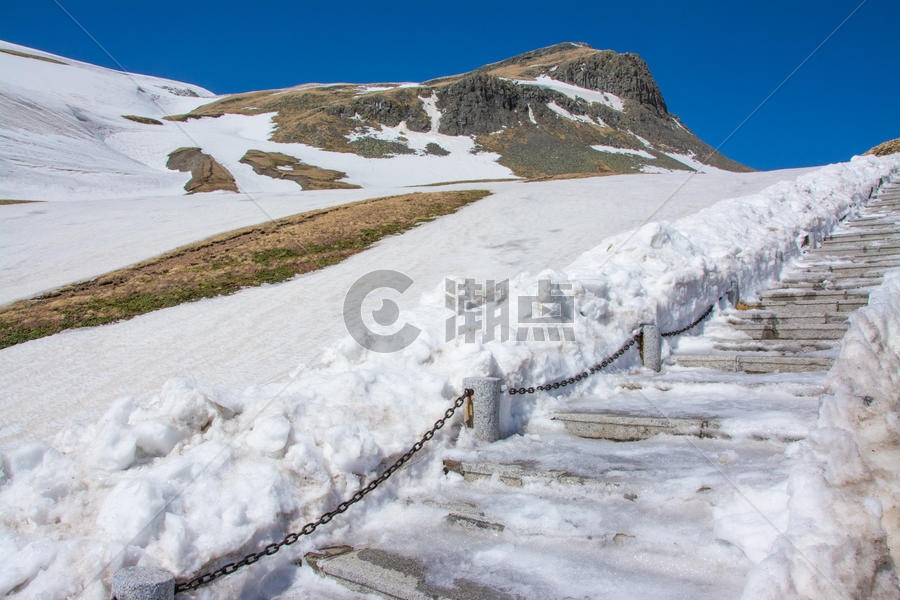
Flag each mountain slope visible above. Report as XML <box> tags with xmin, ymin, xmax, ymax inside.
<box><xmin>0</xmin><ymin>41</ymin><xmax>749</xmax><ymax>201</ymax></box>
<box><xmin>173</xmin><ymin>42</ymin><xmax>750</xmax><ymax>177</ymax></box>
<box><xmin>0</xmin><ymin>41</ymin><xmax>218</xmax><ymax>199</ymax></box>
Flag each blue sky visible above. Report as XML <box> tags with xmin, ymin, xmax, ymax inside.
<box><xmin>2</xmin><ymin>0</ymin><xmax>898</xmax><ymax>170</ymax></box>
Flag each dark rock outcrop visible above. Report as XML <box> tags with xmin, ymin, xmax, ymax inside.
<box><xmin>166</xmin><ymin>148</ymin><xmax>239</xmax><ymax>193</ymax></box>
<box><xmin>552</xmin><ymin>52</ymin><xmax>668</xmax><ymax>116</ymax></box>
<box><xmin>238</xmin><ymin>150</ymin><xmax>360</xmax><ymax>190</ymax></box>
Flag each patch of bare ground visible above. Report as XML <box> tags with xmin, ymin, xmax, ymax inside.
<box><xmin>122</xmin><ymin>114</ymin><xmax>164</xmax><ymax>125</ymax></box>
<box><xmin>525</xmin><ymin>172</ymin><xmax>618</xmax><ymax>182</ymax></box>
<box><xmin>415</xmin><ymin>178</ymin><xmax>522</xmax><ymax>187</ymax></box>
<box><xmin>0</xmin><ymin>200</ymin><xmax>43</xmax><ymax>205</ymax></box>
<box><xmin>0</xmin><ymin>190</ymin><xmax>491</xmax><ymax>348</ymax></box>
<box><xmin>166</xmin><ymin>147</ymin><xmax>239</xmax><ymax>193</ymax></box>
<box><xmin>239</xmin><ymin>150</ymin><xmax>360</xmax><ymax>190</ymax></box>
<box><xmin>0</xmin><ymin>48</ymin><xmax>67</xmax><ymax>64</ymax></box>
<box><xmin>865</xmin><ymin>138</ymin><xmax>900</xmax><ymax>157</ymax></box>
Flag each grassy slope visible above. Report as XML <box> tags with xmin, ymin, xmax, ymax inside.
<box><xmin>0</xmin><ymin>190</ymin><xmax>490</xmax><ymax>348</ymax></box>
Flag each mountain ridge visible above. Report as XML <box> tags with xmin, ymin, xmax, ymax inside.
<box><xmin>169</xmin><ymin>42</ymin><xmax>751</xmax><ymax>178</ymax></box>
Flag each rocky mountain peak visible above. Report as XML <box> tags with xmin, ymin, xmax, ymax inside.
<box><xmin>168</xmin><ymin>43</ymin><xmax>750</xmax><ymax>178</ymax></box>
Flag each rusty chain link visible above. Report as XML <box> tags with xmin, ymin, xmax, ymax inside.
<box><xmin>174</xmin><ymin>388</ymin><xmax>474</xmax><ymax>595</ymax></box>
<box><xmin>508</xmin><ymin>299</ymin><xmax>720</xmax><ymax>395</ymax></box>
<box><xmin>508</xmin><ymin>331</ymin><xmax>641</xmax><ymax>395</ymax></box>
<box><xmin>660</xmin><ymin>302</ymin><xmax>715</xmax><ymax>337</ymax></box>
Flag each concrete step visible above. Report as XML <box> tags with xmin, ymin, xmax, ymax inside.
<box><xmin>306</xmin><ymin>546</ymin><xmax>514</xmax><ymax>600</ymax></box>
<box><xmin>799</xmin><ymin>257</ymin><xmax>900</xmax><ymax>269</ymax></box>
<box><xmin>795</xmin><ymin>260</ymin><xmax>900</xmax><ymax>275</ymax></box>
<box><xmin>674</xmin><ymin>354</ymin><xmax>834</xmax><ymax>372</ymax></box>
<box><xmin>754</xmin><ymin>298</ymin><xmax>868</xmax><ymax>314</ymax></box>
<box><xmin>862</xmin><ymin>209</ymin><xmax>900</xmax><ymax>218</ymax></box>
<box><xmin>726</xmin><ymin>311</ymin><xmax>848</xmax><ymax>326</ymax></box>
<box><xmin>552</xmin><ymin>411</ymin><xmax>721</xmax><ymax>442</ymax></box>
<box><xmin>707</xmin><ymin>338</ymin><xmax>836</xmax><ymax>353</ymax></box>
<box><xmin>833</xmin><ymin>224</ymin><xmax>900</xmax><ymax>233</ymax></box>
<box><xmin>760</xmin><ymin>287</ymin><xmax>871</xmax><ymax>300</ymax></box>
<box><xmin>729</xmin><ymin>322</ymin><xmax>847</xmax><ymax>340</ymax></box>
<box><xmin>843</xmin><ymin>221</ymin><xmax>900</xmax><ymax>230</ymax></box>
<box><xmin>806</xmin><ymin>246</ymin><xmax>900</xmax><ymax>261</ymax></box>
<box><xmin>822</xmin><ymin>231</ymin><xmax>900</xmax><ymax>243</ymax></box>
<box><xmin>846</xmin><ymin>213</ymin><xmax>899</xmax><ymax>221</ymax></box>
<box><xmin>778</xmin><ymin>276</ymin><xmax>883</xmax><ymax>288</ymax></box>
<box><xmin>442</xmin><ymin>458</ymin><xmax>625</xmax><ymax>490</ymax></box>
<box><xmin>810</xmin><ymin>244</ymin><xmax>900</xmax><ymax>257</ymax></box>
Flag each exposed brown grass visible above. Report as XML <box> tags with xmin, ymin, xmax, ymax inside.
<box><xmin>239</xmin><ymin>150</ymin><xmax>360</xmax><ymax>190</ymax></box>
<box><xmin>415</xmin><ymin>178</ymin><xmax>522</xmax><ymax>187</ymax></box>
<box><xmin>122</xmin><ymin>114</ymin><xmax>163</xmax><ymax>125</ymax></box>
<box><xmin>0</xmin><ymin>199</ymin><xmax>43</xmax><ymax>205</ymax></box>
<box><xmin>0</xmin><ymin>190</ymin><xmax>491</xmax><ymax>348</ymax></box>
<box><xmin>526</xmin><ymin>172</ymin><xmax>617</xmax><ymax>182</ymax></box>
<box><xmin>865</xmin><ymin>138</ymin><xmax>900</xmax><ymax>157</ymax></box>
<box><xmin>425</xmin><ymin>44</ymin><xmax>598</xmax><ymax>86</ymax></box>
<box><xmin>0</xmin><ymin>48</ymin><xmax>66</xmax><ymax>65</ymax></box>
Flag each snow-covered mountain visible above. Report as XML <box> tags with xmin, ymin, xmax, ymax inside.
<box><xmin>1</xmin><ymin>40</ymin><xmax>749</xmax><ymax>201</ymax></box>
<box><xmin>0</xmin><ymin>41</ymin><xmax>217</xmax><ymax>200</ymax></box>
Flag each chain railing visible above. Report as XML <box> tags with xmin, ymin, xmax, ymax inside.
<box><xmin>660</xmin><ymin>302</ymin><xmax>716</xmax><ymax>337</ymax></box>
<box><xmin>508</xmin><ymin>299</ymin><xmax>718</xmax><ymax>395</ymax></box>
<box><xmin>173</xmin><ymin>388</ymin><xmax>473</xmax><ymax>595</ymax></box>
<box><xmin>508</xmin><ymin>332</ymin><xmax>641</xmax><ymax>395</ymax></box>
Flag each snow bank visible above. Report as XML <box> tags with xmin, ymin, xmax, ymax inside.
<box><xmin>741</xmin><ymin>269</ymin><xmax>900</xmax><ymax>599</ymax></box>
<box><xmin>0</xmin><ymin>156</ymin><xmax>897</xmax><ymax>598</ymax></box>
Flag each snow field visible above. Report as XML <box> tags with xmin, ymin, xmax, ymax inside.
<box><xmin>1</xmin><ymin>156</ymin><xmax>897</xmax><ymax>598</ymax></box>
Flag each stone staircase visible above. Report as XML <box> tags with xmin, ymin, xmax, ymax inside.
<box><xmin>290</xmin><ymin>179</ymin><xmax>898</xmax><ymax>600</ymax></box>
<box><xmin>674</xmin><ymin>181</ymin><xmax>899</xmax><ymax>375</ymax></box>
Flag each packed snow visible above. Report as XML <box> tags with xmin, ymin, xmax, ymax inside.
<box><xmin>591</xmin><ymin>144</ymin><xmax>655</xmax><ymax>159</ymax></box>
<box><xmin>507</xmin><ymin>75</ymin><xmax>625</xmax><ymax>111</ymax></box>
<box><xmin>546</xmin><ymin>101</ymin><xmax>602</xmax><ymax>125</ymax></box>
<box><xmin>1</xmin><ymin>154</ymin><xmax>896</xmax><ymax>599</ymax></box>
<box><xmin>663</xmin><ymin>150</ymin><xmax>723</xmax><ymax>173</ymax></box>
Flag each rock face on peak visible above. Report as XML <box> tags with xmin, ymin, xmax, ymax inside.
<box><xmin>171</xmin><ymin>42</ymin><xmax>751</xmax><ymax>178</ymax></box>
<box><xmin>553</xmin><ymin>52</ymin><xmax>668</xmax><ymax>115</ymax></box>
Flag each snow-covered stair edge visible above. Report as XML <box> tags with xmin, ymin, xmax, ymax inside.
<box><xmin>740</xmin><ymin>268</ymin><xmax>900</xmax><ymax>600</ymax></box>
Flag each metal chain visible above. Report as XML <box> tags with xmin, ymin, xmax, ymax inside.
<box><xmin>508</xmin><ymin>299</ymin><xmax>720</xmax><ymax>395</ymax></box>
<box><xmin>508</xmin><ymin>332</ymin><xmax>640</xmax><ymax>395</ymax></box>
<box><xmin>174</xmin><ymin>389</ymin><xmax>474</xmax><ymax>595</ymax></box>
<box><xmin>660</xmin><ymin>302</ymin><xmax>715</xmax><ymax>337</ymax></box>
